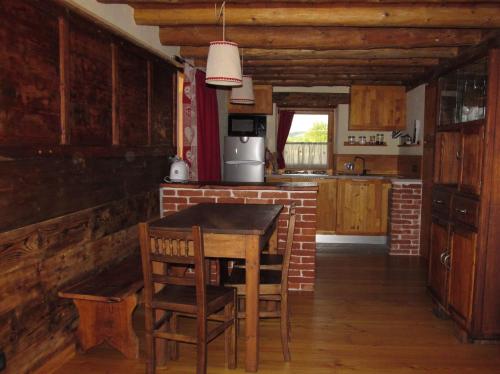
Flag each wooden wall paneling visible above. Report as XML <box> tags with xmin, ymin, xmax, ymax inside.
<box><xmin>474</xmin><ymin>48</ymin><xmax>500</xmax><ymax>338</ymax></box>
<box><xmin>397</xmin><ymin>155</ymin><xmax>422</xmax><ymax>179</ymax></box>
<box><xmin>334</xmin><ymin>154</ymin><xmax>400</xmax><ymax>175</ymax></box>
<box><xmin>0</xmin><ymin>155</ymin><xmax>168</xmax><ymax>232</ymax></box>
<box><xmin>0</xmin><ymin>197</ymin><xmax>154</xmax><ymax>374</ymax></box>
<box><xmin>111</xmin><ymin>42</ymin><xmax>119</xmax><ymax>145</ymax></box>
<box><xmin>147</xmin><ymin>60</ymin><xmax>152</xmax><ymax>145</ymax></box>
<box><xmin>68</xmin><ymin>13</ymin><xmax>113</xmax><ymax>145</ymax></box>
<box><xmin>150</xmin><ymin>57</ymin><xmax>176</xmax><ymax>147</ymax></box>
<box><xmin>59</xmin><ymin>16</ymin><xmax>70</xmax><ymax>145</ymax></box>
<box><xmin>116</xmin><ymin>40</ymin><xmax>149</xmax><ymax>145</ymax></box>
<box><xmin>0</xmin><ymin>0</ymin><xmax>61</xmax><ymax>145</ymax></box>
<box><xmin>420</xmin><ymin>81</ymin><xmax>439</xmax><ymax>260</ymax></box>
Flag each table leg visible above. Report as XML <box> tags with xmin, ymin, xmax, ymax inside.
<box><xmin>245</xmin><ymin>235</ymin><xmax>260</xmax><ymax>372</ymax></box>
<box><xmin>268</xmin><ymin>225</ymin><xmax>278</xmax><ymax>254</ymax></box>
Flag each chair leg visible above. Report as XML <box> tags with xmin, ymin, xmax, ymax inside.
<box><xmin>197</xmin><ymin>318</ymin><xmax>208</xmax><ymax>374</ymax></box>
<box><xmin>169</xmin><ymin>312</ymin><xmax>179</xmax><ymax>360</ymax></box>
<box><xmin>224</xmin><ymin>293</ymin><xmax>237</xmax><ymax>369</ymax></box>
<box><xmin>144</xmin><ymin>307</ymin><xmax>155</xmax><ymax>374</ymax></box>
<box><xmin>280</xmin><ymin>299</ymin><xmax>291</xmax><ymax>362</ymax></box>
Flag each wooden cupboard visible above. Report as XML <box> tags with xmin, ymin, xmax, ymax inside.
<box><xmin>336</xmin><ymin>179</ymin><xmax>391</xmax><ymax>235</ymax></box>
<box><xmin>265</xmin><ymin>176</ymin><xmax>389</xmax><ymax>235</ymax></box>
<box><xmin>428</xmin><ymin>218</ymin><xmax>450</xmax><ymax>308</ymax></box>
<box><xmin>228</xmin><ymin>84</ymin><xmax>273</xmax><ymax>114</ymax></box>
<box><xmin>426</xmin><ymin>49</ymin><xmax>500</xmax><ymax>342</ymax></box>
<box><xmin>349</xmin><ymin>85</ymin><xmax>406</xmax><ymax>131</ymax></box>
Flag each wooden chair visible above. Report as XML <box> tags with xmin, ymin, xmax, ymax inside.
<box><xmin>224</xmin><ymin>204</ymin><xmax>297</xmax><ymax>361</ymax></box>
<box><xmin>139</xmin><ymin>223</ymin><xmax>237</xmax><ymax>374</ymax></box>
<box><xmin>233</xmin><ymin>203</ymin><xmax>296</xmax><ymax>271</ymax></box>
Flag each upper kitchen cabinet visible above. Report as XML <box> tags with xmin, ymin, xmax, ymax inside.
<box><xmin>228</xmin><ymin>84</ymin><xmax>273</xmax><ymax>115</ymax></box>
<box><xmin>438</xmin><ymin>58</ymin><xmax>487</xmax><ymax>127</ymax></box>
<box><xmin>349</xmin><ymin>85</ymin><xmax>406</xmax><ymax>131</ymax></box>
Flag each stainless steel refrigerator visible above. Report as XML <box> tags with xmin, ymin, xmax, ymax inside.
<box><xmin>223</xmin><ymin>136</ymin><xmax>265</xmax><ymax>182</ymax></box>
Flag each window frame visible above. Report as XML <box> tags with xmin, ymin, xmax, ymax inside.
<box><xmin>280</xmin><ymin>108</ymin><xmax>335</xmax><ymax>173</ymax></box>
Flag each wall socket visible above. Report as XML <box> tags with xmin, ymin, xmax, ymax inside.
<box><xmin>0</xmin><ymin>351</ymin><xmax>5</xmax><ymax>371</ymax></box>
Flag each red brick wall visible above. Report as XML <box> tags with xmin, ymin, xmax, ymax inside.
<box><xmin>160</xmin><ymin>187</ymin><xmax>318</xmax><ymax>291</ymax></box>
<box><xmin>389</xmin><ymin>182</ymin><xmax>422</xmax><ymax>255</ymax></box>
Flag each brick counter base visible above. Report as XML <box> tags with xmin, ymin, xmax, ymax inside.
<box><xmin>389</xmin><ymin>181</ymin><xmax>422</xmax><ymax>256</ymax></box>
<box><xmin>160</xmin><ymin>187</ymin><xmax>318</xmax><ymax>291</ymax></box>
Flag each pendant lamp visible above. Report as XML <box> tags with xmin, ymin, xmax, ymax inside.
<box><xmin>205</xmin><ymin>2</ymin><xmax>242</xmax><ymax>86</ymax></box>
<box><xmin>230</xmin><ymin>75</ymin><xmax>255</xmax><ymax>104</ymax></box>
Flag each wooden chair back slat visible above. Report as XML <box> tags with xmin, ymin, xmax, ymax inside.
<box><xmin>139</xmin><ymin>223</ymin><xmax>207</xmax><ymax>315</ymax></box>
<box><xmin>281</xmin><ymin>203</ymin><xmax>297</xmax><ymax>290</ymax></box>
<box><xmin>152</xmin><ymin>274</ymin><xmax>196</xmax><ymax>286</ymax></box>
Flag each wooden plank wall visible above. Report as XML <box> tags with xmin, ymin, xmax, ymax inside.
<box><xmin>0</xmin><ymin>0</ymin><xmax>177</xmax><ymax>372</ymax></box>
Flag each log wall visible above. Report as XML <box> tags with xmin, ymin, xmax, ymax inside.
<box><xmin>0</xmin><ymin>0</ymin><xmax>177</xmax><ymax>372</ymax></box>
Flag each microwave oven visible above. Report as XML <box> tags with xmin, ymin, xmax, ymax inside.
<box><xmin>228</xmin><ymin>114</ymin><xmax>266</xmax><ymax>137</ymax></box>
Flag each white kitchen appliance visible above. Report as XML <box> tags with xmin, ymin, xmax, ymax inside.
<box><xmin>223</xmin><ymin>136</ymin><xmax>265</xmax><ymax>182</ymax></box>
<box><xmin>169</xmin><ymin>157</ymin><xmax>189</xmax><ymax>182</ymax></box>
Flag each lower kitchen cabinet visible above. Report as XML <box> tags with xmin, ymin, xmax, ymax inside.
<box><xmin>311</xmin><ymin>178</ymin><xmax>337</xmax><ymax>233</ymax></box>
<box><xmin>448</xmin><ymin>225</ymin><xmax>477</xmax><ymax>325</ymax></box>
<box><xmin>336</xmin><ymin>179</ymin><xmax>391</xmax><ymax>235</ymax></box>
<box><xmin>428</xmin><ymin>218</ymin><xmax>450</xmax><ymax>307</ymax></box>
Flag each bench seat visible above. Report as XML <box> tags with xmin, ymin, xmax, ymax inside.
<box><xmin>59</xmin><ymin>253</ymin><xmax>143</xmax><ymax>359</ymax></box>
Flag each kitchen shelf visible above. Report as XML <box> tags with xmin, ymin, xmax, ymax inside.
<box><xmin>343</xmin><ymin>142</ymin><xmax>387</xmax><ymax>146</ymax></box>
<box><xmin>398</xmin><ymin>142</ymin><xmax>420</xmax><ymax>147</ymax></box>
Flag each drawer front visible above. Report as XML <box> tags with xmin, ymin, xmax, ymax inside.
<box><xmin>431</xmin><ymin>188</ymin><xmax>452</xmax><ymax>218</ymax></box>
<box><xmin>452</xmin><ymin>195</ymin><xmax>479</xmax><ymax>228</ymax></box>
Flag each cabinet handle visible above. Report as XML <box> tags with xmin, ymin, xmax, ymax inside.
<box><xmin>433</xmin><ymin>199</ymin><xmax>444</xmax><ymax>205</ymax></box>
<box><xmin>455</xmin><ymin>208</ymin><xmax>468</xmax><ymax>215</ymax></box>
<box><xmin>456</xmin><ymin>151</ymin><xmax>461</xmax><ymax>160</ymax></box>
<box><xmin>444</xmin><ymin>253</ymin><xmax>451</xmax><ymax>271</ymax></box>
<box><xmin>440</xmin><ymin>250</ymin><xmax>447</xmax><ymax>265</ymax></box>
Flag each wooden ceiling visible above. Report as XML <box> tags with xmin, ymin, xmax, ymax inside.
<box><xmin>98</xmin><ymin>0</ymin><xmax>500</xmax><ymax>87</ymax></box>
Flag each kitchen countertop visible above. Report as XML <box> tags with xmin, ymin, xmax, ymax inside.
<box><xmin>266</xmin><ymin>173</ymin><xmax>421</xmax><ymax>182</ymax></box>
<box><xmin>160</xmin><ymin>180</ymin><xmax>319</xmax><ymax>191</ymax></box>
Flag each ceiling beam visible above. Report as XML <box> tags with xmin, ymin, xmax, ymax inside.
<box><xmin>253</xmin><ymin>79</ymin><xmax>405</xmax><ymax>87</ymax></box>
<box><xmin>243</xmin><ymin>66</ymin><xmax>427</xmax><ymax>74</ymax></box>
<box><xmin>134</xmin><ymin>4</ymin><xmax>500</xmax><ymax>28</ymax></box>
<box><xmin>193</xmin><ymin>58</ymin><xmax>441</xmax><ymax>67</ymax></box>
<box><xmin>181</xmin><ymin>46</ymin><xmax>458</xmax><ymax>60</ymax></box>
<box><xmin>160</xmin><ymin>26</ymin><xmax>482</xmax><ymax>50</ymax></box>
<box><xmin>250</xmin><ymin>73</ymin><xmax>414</xmax><ymax>81</ymax></box>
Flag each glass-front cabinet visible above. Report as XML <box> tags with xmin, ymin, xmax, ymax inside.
<box><xmin>438</xmin><ymin>57</ymin><xmax>488</xmax><ymax>127</ymax></box>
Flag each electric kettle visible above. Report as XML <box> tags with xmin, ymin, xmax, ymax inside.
<box><xmin>169</xmin><ymin>157</ymin><xmax>189</xmax><ymax>182</ymax></box>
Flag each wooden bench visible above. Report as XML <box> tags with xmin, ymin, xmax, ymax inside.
<box><xmin>59</xmin><ymin>254</ymin><xmax>143</xmax><ymax>359</ymax></box>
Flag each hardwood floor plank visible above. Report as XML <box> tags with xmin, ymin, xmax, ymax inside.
<box><xmin>54</xmin><ymin>245</ymin><xmax>500</xmax><ymax>373</ymax></box>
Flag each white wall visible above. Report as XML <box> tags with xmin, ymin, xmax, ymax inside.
<box><xmin>401</xmin><ymin>84</ymin><xmax>426</xmax><ymax>156</ymax></box>
<box><xmin>61</xmin><ymin>0</ymin><xmax>179</xmax><ymax>59</ymax></box>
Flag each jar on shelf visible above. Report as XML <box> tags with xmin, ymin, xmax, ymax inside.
<box><xmin>359</xmin><ymin>136</ymin><xmax>366</xmax><ymax>145</ymax></box>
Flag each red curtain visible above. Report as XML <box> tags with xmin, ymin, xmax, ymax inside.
<box><xmin>276</xmin><ymin>110</ymin><xmax>295</xmax><ymax>169</ymax></box>
<box><xmin>195</xmin><ymin>70</ymin><xmax>221</xmax><ymax>181</ymax></box>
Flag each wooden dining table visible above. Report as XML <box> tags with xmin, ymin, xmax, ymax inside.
<box><xmin>149</xmin><ymin>202</ymin><xmax>283</xmax><ymax>372</ymax></box>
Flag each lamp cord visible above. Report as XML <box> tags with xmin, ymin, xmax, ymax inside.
<box><xmin>215</xmin><ymin>1</ymin><xmax>227</xmax><ymax>41</ymax></box>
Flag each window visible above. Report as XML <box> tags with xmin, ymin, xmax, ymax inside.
<box><xmin>284</xmin><ymin>113</ymin><xmax>330</xmax><ymax>169</ymax></box>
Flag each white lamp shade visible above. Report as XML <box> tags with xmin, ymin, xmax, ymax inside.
<box><xmin>205</xmin><ymin>41</ymin><xmax>242</xmax><ymax>86</ymax></box>
<box><xmin>230</xmin><ymin>75</ymin><xmax>255</xmax><ymax>104</ymax></box>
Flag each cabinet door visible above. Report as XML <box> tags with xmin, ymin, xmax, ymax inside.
<box><xmin>459</xmin><ymin>124</ymin><xmax>484</xmax><ymax>195</ymax></box>
<box><xmin>448</xmin><ymin>226</ymin><xmax>477</xmax><ymax>324</ymax></box>
<box><xmin>349</xmin><ymin>86</ymin><xmax>378</xmax><ymax>130</ymax></box>
<box><xmin>428</xmin><ymin>219</ymin><xmax>449</xmax><ymax>306</ymax></box>
<box><xmin>315</xmin><ymin>179</ymin><xmax>337</xmax><ymax>234</ymax></box>
<box><xmin>349</xmin><ymin>85</ymin><xmax>405</xmax><ymax>130</ymax></box>
<box><xmin>336</xmin><ymin>179</ymin><xmax>390</xmax><ymax>235</ymax></box>
<box><xmin>433</xmin><ymin>131</ymin><xmax>461</xmax><ymax>185</ymax></box>
<box><xmin>381</xmin><ymin>86</ymin><xmax>406</xmax><ymax>130</ymax></box>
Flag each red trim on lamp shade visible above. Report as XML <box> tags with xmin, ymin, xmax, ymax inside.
<box><xmin>206</xmin><ymin>76</ymin><xmax>243</xmax><ymax>83</ymax></box>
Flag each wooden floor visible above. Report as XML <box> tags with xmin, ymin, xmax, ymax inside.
<box><xmin>55</xmin><ymin>244</ymin><xmax>500</xmax><ymax>373</ymax></box>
